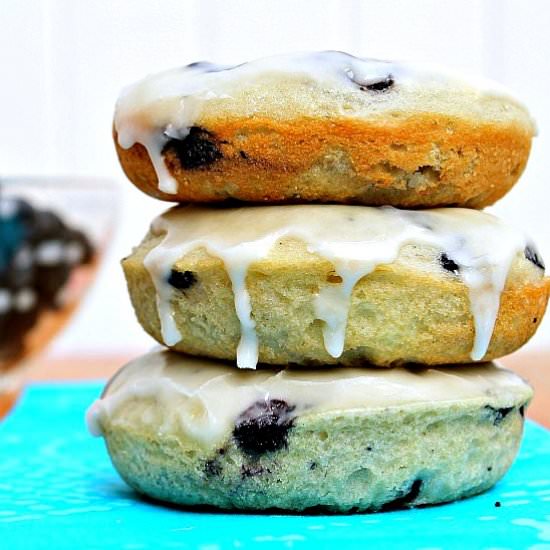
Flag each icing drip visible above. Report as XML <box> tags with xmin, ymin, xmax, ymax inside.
<box><xmin>314</xmin><ymin>269</ymin><xmax>366</xmax><ymax>358</ymax></box>
<box><xmin>230</xmin><ymin>264</ymin><xmax>259</xmax><ymax>370</ymax></box>
<box><xmin>142</xmin><ymin>205</ymin><xmax>530</xmax><ymax>369</ymax></box>
<box><xmin>114</xmin><ymin>51</ymin><xmax>528</xmax><ymax>194</ymax></box>
<box><xmin>87</xmin><ymin>349</ymin><xmax>532</xmax><ymax>443</ymax></box>
<box><xmin>460</xmin><ymin>258</ymin><xmax>515</xmax><ymax>361</ymax></box>
<box><xmin>144</xmin><ymin>227</ymin><xmax>280</xmax><ymax>367</ymax></box>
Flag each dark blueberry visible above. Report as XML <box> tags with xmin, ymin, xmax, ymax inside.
<box><xmin>0</xmin><ymin>197</ymin><xmax>36</xmax><ymax>271</ymax></box>
<box><xmin>27</xmin><ymin>211</ymin><xmax>66</xmax><ymax>243</ymax></box>
<box><xmin>185</xmin><ymin>61</ymin><xmax>238</xmax><ymax>74</ymax></box>
<box><xmin>204</xmin><ymin>459</ymin><xmax>222</xmax><ymax>477</ymax></box>
<box><xmin>8</xmin><ymin>270</ymin><xmax>34</xmax><ymax>289</ymax></box>
<box><xmin>440</xmin><ymin>253</ymin><xmax>460</xmax><ymax>275</ymax></box>
<box><xmin>484</xmin><ymin>405</ymin><xmax>514</xmax><ymax>426</ymax></box>
<box><xmin>533</xmin><ymin>317</ymin><xmax>538</xmax><ymax>324</ymax></box>
<box><xmin>525</xmin><ymin>245</ymin><xmax>545</xmax><ymax>270</ymax></box>
<box><xmin>0</xmin><ymin>303</ymin><xmax>40</xmax><ymax>360</ymax></box>
<box><xmin>0</xmin><ymin>219</ymin><xmax>26</xmax><ymax>272</ymax></box>
<box><xmin>233</xmin><ymin>399</ymin><xmax>295</xmax><ymax>456</ymax></box>
<box><xmin>239</xmin><ymin>150</ymin><xmax>248</xmax><ymax>160</ymax></box>
<box><xmin>309</xmin><ymin>462</ymin><xmax>318</xmax><ymax>470</ymax></box>
<box><xmin>167</xmin><ymin>269</ymin><xmax>196</xmax><ymax>290</ymax></box>
<box><xmin>16</xmin><ymin>199</ymin><xmax>35</xmax><ymax>221</ymax></box>
<box><xmin>359</xmin><ymin>75</ymin><xmax>394</xmax><ymax>92</ymax></box>
<box><xmin>186</xmin><ymin>61</ymin><xmax>218</xmax><ymax>71</ymax></box>
<box><xmin>366</xmin><ymin>446</ymin><xmax>373</xmax><ymax>452</ymax></box>
<box><xmin>495</xmin><ymin>501</ymin><xmax>501</xmax><ymax>508</ymax></box>
<box><xmin>162</xmin><ymin>127</ymin><xmax>223</xmax><ymax>170</ymax></box>
<box><xmin>240</xmin><ymin>464</ymin><xmax>269</xmax><ymax>479</ymax></box>
<box><xmin>0</xmin><ymin>198</ymin><xmax>34</xmax><ymax>221</ymax></box>
<box><xmin>380</xmin><ymin>479</ymin><xmax>423</xmax><ymax>511</ymax></box>
<box><xmin>487</xmin><ymin>466</ymin><xmax>493</xmax><ymax>472</ymax></box>
<box><xmin>34</xmin><ymin>265</ymin><xmax>71</xmax><ymax>307</ymax></box>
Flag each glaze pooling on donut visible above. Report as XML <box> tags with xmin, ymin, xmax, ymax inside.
<box><xmin>142</xmin><ymin>205</ymin><xmax>533</xmax><ymax>369</ymax></box>
<box><xmin>86</xmin><ymin>349</ymin><xmax>532</xmax><ymax>444</ymax></box>
<box><xmin>114</xmin><ymin>51</ymin><xmax>528</xmax><ymax>195</ymax></box>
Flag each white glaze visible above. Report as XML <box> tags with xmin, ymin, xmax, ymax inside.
<box><xmin>86</xmin><ymin>349</ymin><xmax>531</xmax><ymax>444</ymax></box>
<box><xmin>142</xmin><ymin>205</ymin><xmax>529</xmax><ymax>368</ymax></box>
<box><xmin>114</xmin><ymin>51</ymin><xmax>526</xmax><ymax>194</ymax></box>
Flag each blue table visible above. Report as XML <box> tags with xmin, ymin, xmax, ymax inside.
<box><xmin>1</xmin><ymin>383</ymin><xmax>549</xmax><ymax>549</ymax></box>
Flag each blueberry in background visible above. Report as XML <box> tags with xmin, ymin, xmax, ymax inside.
<box><xmin>0</xmin><ymin>194</ymin><xmax>94</xmax><ymax>362</ymax></box>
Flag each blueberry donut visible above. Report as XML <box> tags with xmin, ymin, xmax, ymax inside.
<box><xmin>87</xmin><ymin>349</ymin><xmax>532</xmax><ymax>513</ymax></box>
<box><xmin>122</xmin><ymin>205</ymin><xmax>548</xmax><ymax>369</ymax></box>
<box><xmin>113</xmin><ymin>51</ymin><xmax>534</xmax><ymax>208</ymax></box>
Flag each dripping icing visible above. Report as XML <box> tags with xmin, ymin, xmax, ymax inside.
<box><xmin>114</xmin><ymin>51</ymin><xmax>529</xmax><ymax>194</ymax></box>
<box><xmin>142</xmin><ymin>205</ymin><xmax>528</xmax><ymax>368</ymax></box>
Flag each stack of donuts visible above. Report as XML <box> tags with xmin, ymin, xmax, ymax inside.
<box><xmin>88</xmin><ymin>52</ymin><xmax>549</xmax><ymax>513</ymax></box>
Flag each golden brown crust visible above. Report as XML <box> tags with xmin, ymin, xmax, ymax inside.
<box><xmin>115</xmin><ymin>114</ymin><xmax>532</xmax><ymax>208</ymax></box>
<box><xmin>122</xmin><ymin>239</ymin><xmax>549</xmax><ymax>367</ymax></box>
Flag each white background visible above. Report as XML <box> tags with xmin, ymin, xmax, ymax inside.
<box><xmin>1</xmin><ymin>0</ymin><xmax>548</xmax><ymax>356</ymax></box>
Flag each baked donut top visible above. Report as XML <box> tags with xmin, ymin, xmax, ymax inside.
<box><xmin>142</xmin><ymin>205</ymin><xmax>544</xmax><ymax>370</ymax></box>
<box><xmin>114</xmin><ymin>51</ymin><xmax>535</xmax><ymax>194</ymax></box>
<box><xmin>87</xmin><ymin>349</ymin><xmax>532</xmax><ymax>445</ymax></box>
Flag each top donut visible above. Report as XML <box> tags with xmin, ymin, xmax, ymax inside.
<box><xmin>113</xmin><ymin>51</ymin><xmax>535</xmax><ymax>208</ymax></box>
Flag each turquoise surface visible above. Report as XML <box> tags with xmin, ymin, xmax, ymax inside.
<box><xmin>0</xmin><ymin>383</ymin><xmax>549</xmax><ymax>549</ymax></box>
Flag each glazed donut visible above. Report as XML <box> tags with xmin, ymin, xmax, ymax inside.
<box><xmin>113</xmin><ymin>52</ymin><xmax>534</xmax><ymax>208</ymax></box>
<box><xmin>122</xmin><ymin>204</ymin><xmax>549</xmax><ymax>369</ymax></box>
<box><xmin>88</xmin><ymin>349</ymin><xmax>532</xmax><ymax>513</ymax></box>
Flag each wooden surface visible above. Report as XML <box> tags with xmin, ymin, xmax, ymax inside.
<box><xmin>2</xmin><ymin>350</ymin><xmax>546</xmax><ymax>428</ymax></box>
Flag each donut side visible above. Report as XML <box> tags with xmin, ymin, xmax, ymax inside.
<box><xmin>99</xmin><ymin>389</ymin><xmax>530</xmax><ymax>512</ymax></box>
<box><xmin>115</xmin><ymin>114</ymin><xmax>532</xmax><ymax>208</ymax></box>
<box><xmin>122</xmin><ymin>236</ymin><xmax>549</xmax><ymax>367</ymax></box>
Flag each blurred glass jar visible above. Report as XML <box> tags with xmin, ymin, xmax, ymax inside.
<box><xmin>0</xmin><ymin>177</ymin><xmax>117</xmax><ymax>417</ymax></box>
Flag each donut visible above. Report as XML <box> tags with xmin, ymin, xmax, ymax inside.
<box><xmin>87</xmin><ymin>349</ymin><xmax>532</xmax><ymax>513</ymax></box>
<box><xmin>113</xmin><ymin>51</ymin><xmax>534</xmax><ymax>208</ymax></box>
<box><xmin>122</xmin><ymin>204</ymin><xmax>549</xmax><ymax>369</ymax></box>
